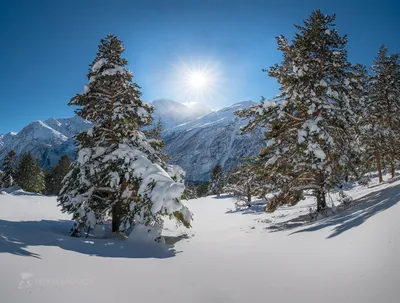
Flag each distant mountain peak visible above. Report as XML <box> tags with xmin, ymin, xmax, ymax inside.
<box><xmin>0</xmin><ymin>116</ymin><xmax>91</xmax><ymax>168</ymax></box>
<box><xmin>151</xmin><ymin>99</ymin><xmax>213</xmax><ymax>130</ymax></box>
<box><xmin>165</xmin><ymin>100</ymin><xmax>255</xmax><ymax>133</ymax></box>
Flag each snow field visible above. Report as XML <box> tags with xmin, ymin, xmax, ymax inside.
<box><xmin>1</xmin><ymin>176</ymin><xmax>400</xmax><ymax>303</ymax></box>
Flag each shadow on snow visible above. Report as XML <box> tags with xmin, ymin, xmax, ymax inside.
<box><xmin>225</xmin><ymin>201</ymin><xmax>266</xmax><ymax>215</ymax></box>
<box><xmin>266</xmin><ymin>182</ymin><xmax>400</xmax><ymax>239</ymax></box>
<box><xmin>0</xmin><ymin>219</ymin><xmax>182</xmax><ymax>259</ymax></box>
<box><xmin>211</xmin><ymin>194</ymin><xmax>235</xmax><ymax>200</ymax></box>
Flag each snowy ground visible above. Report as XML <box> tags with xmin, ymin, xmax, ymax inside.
<box><xmin>1</xmin><ymin>175</ymin><xmax>400</xmax><ymax>303</ymax></box>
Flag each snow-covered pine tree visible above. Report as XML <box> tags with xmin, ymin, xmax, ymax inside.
<box><xmin>342</xmin><ymin>63</ymin><xmax>370</xmax><ymax>183</ymax></box>
<box><xmin>237</xmin><ymin>10</ymin><xmax>361</xmax><ymax>213</ymax></box>
<box><xmin>209</xmin><ymin>164</ymin><xmax>224</xmax><ymax>197</ymax></box>
<box><xmin>15</xmin><ymin>152</ymin><xmax>45</xmax><ymax>193</ymax></box>
<box><xmin>45</xmin><ymin>155</ymin><xmax>71</xmax><ymax>195</ymax></box>
<box><xmin>224</xmin><ymin>160</ymin><xmax>258</xmax><ymax>208</ymax></box>
<box><xmin>1</xmin><ymin>150</ymin><xmax>16</xmax><ymax>188</ymax></box>
<box><xmin>363</xmin><ymin>45</ymin><xmax>400</xmax><ymax>182</ymax></box>
<box><xmin>58</xmin><ymin>35</ymin><xmax>191</xmax><ymax>240</ymax></box>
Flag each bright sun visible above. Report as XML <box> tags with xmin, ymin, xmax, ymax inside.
<box><xmin>172</xmin><ymin>59</ymin><xmax>223</xmax><ymax>102</ymax></box>
<box><xmin>188</xmin><ymin>72</ymin><xmax>208</xmax><ymax>89</ymax></box>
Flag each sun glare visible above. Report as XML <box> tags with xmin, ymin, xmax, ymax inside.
<box><xmin>189</xmin><ymin>72</ymin><xmax>208</xmax><ymax>89</ymax></box>
<box><xmin>172</xmin><ymin>59</ymin><xmax>224</xmax><ymax>103</ymax></box>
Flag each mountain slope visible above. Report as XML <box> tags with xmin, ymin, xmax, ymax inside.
<box><xmin>163</xmin><ymin>101</ymin><xmax>265</xmax><ymax>181</ymax></box>
<box><xmin>0</xmin><ymin>132</ymin><xmax>17</xmax><ymax>148</ymax></box>
<box><xmin>44</xmin><ymin>116</ymin><xmax>93</xmax><ymax>138</ymax></box>
<box><xmin>0</xmin><ymin>117</ymin><xmax>91</xmax><ymax>168</ymax></box>
<box><xmin>151</xmin><ymin>99</ymin><xmax>213</xmax><ymax>129</ymax></box>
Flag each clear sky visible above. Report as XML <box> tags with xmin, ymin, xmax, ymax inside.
<box><xmin>0</xmin><ymin>0</ymin><xmax>399</xmax><ymax>133</ymax></box>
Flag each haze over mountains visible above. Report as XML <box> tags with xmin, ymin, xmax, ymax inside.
<box><xmin>0</xmin><ymin>100</ymin><xmax>264</xmax><ymax>181</ymax></box>
<box><xmin>152</xmin><ymin>99</ymin><xmax>213</xmax><ymax>130</ymax></box>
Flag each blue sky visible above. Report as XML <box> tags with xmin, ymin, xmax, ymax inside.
<box><xmin>0</xmin><ymin>0</ymin><xmax>399</xmax><ymax>133</ymax></box>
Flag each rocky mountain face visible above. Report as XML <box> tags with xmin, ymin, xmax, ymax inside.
<box><xmin>0</xmin><ymin>117</ymin><xmax>92</xmax><ymax>169</ymax></box>
<box><xmin>163</xmin><ymin>101</ymin><xmax>265</xmax><ymax>181</ymax></box>
<box><xmin>0</xmin><ymin>100</ymin><xmax>264</xmax><ymax>181</ymax></box>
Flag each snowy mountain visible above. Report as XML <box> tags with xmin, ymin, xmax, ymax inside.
<box><xmin>0</xmin><ymin>100</ymin><xmax>263</xmax><ymax>180</ymax></box>
<box><xmin>43</xmin><ymin>116</ymin><xmax>93</xmax><ymax>138</ymax></box>
<box><xmin>163</xmin><ymin>101</ymin><xmax>265</xmax><ymax>181</ymax></box>
<box><xmin>0</xmin><ymin>132</ymin><xmax>17</xmax><ymax>148</ymax></box>
<box><xmin>0</xmin><ymin>117</ymin><xmax>91</xmax><ymax>169</ymax></box>
<box><xmin>151</xmin><ymin>99</ymin><xmax>213</xmax><ymax>129</ymax></box>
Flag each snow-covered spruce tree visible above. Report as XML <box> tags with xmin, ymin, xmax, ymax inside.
<box><xmin>58</xmin><ymin>35</ymin><xmax>191</xmax><ymax>239</ymax></box>
<box><xmin>15</xmin><ymin>153</ymin><xmax>45</xmax><ymax>193</ymax></box>
<box><xmin>237</xmin><ymin>10</ymin><xmax>361</xmax><ymax>213</ymax></box>
<box><xmin>1</xmin><ymin>150</ymin><xmax>17</xmax><ymax>188</ymax></box>
<box><xmin>45</xmin><ymin>155</ymin><xmax>71</xmax><ymax>195</ymax></box>
<box><xmin>362</xmin><ymin>45</ymin><xmax>400</xmax><ymax>182</ymax></box>
<box><xmin>209</xmin><ymin>164</ymin><xmax>224</xmax><ymax>197</ymax></box>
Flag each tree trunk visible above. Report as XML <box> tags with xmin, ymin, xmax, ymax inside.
<box><xmin>316</xmin><ymin>189</ymin><xmax>326</xmax><ymax>212</ymax></box>
<box><xmin>345</xmin><ymin>175</ymin><xmax>349</xmax><ymax>182</ymax></box>
<box><xmin>376</xmin><ymin>150</ymin><xmax>383</xmax><ymax>183</ymax></box>
<box><xmin>247</xmin><ymin>188</ymin><xmax>251</xmax><ymax>206</ymax></box>
<box><xmin>315</xmin><ymin>173</ymin><xmax>326</xmax><ymax>212</ymax></box>
<box><xmin>390</xmin><ymin>161</ymin><xmax>395</xmax><ymax>178</ymax></box>
<box><xmin>112</xmin><ymin>201</ymin><xmax>122</xmax><ymax>233</ymax></box>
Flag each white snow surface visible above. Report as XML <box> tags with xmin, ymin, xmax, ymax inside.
<box><xmin>91</xmin><ymin>58</ymin><xmax>108</xmax><ymax>72</ymax></box>
<box><xmin>1</xmin><ymin>173</ymin><xmax>400</xmax><ymax>302</ymax></box>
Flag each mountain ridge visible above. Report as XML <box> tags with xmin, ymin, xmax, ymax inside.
<box><xmin>0</xmin><ymin>100</ymin><xmax>263</xmax><ymax>180</ymax></box>
<box><xmin>162</xmin><ymin>100</ymin><xmax>264</xmax><ymax>181</ymax></box>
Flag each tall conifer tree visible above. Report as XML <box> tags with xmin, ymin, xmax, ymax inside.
<box><xmin>362</xmin><ymin>45</ymin><xmax>400</xmax><ymax>182</ymax></box>
<box><xmin>15</xmin><ymin>153</ymin><xmax>45</xmax><ymax>193</ymax></box>
<box><xmin>237</xmin><ymin>10</ymin><xmax>362</xmax><ymax>213</ymax></box>
<box><xmin>209</xmin><ymin>164</ymin><xmax>224</xmax><ymax>197</ymax></box>
<box><xmin>1</xmin><ymin>150</ymin><xmax>16</xmax><ymax>188</ymax></box>
<box><xmin>45</xmin><ymin>155</ymin><xmax>71</xmax><ymax>195</ymax></box>
<box><xmin>58</xmin><ymin>35</ymin><xmax>191</xmax><ymax>239</ymax></box>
